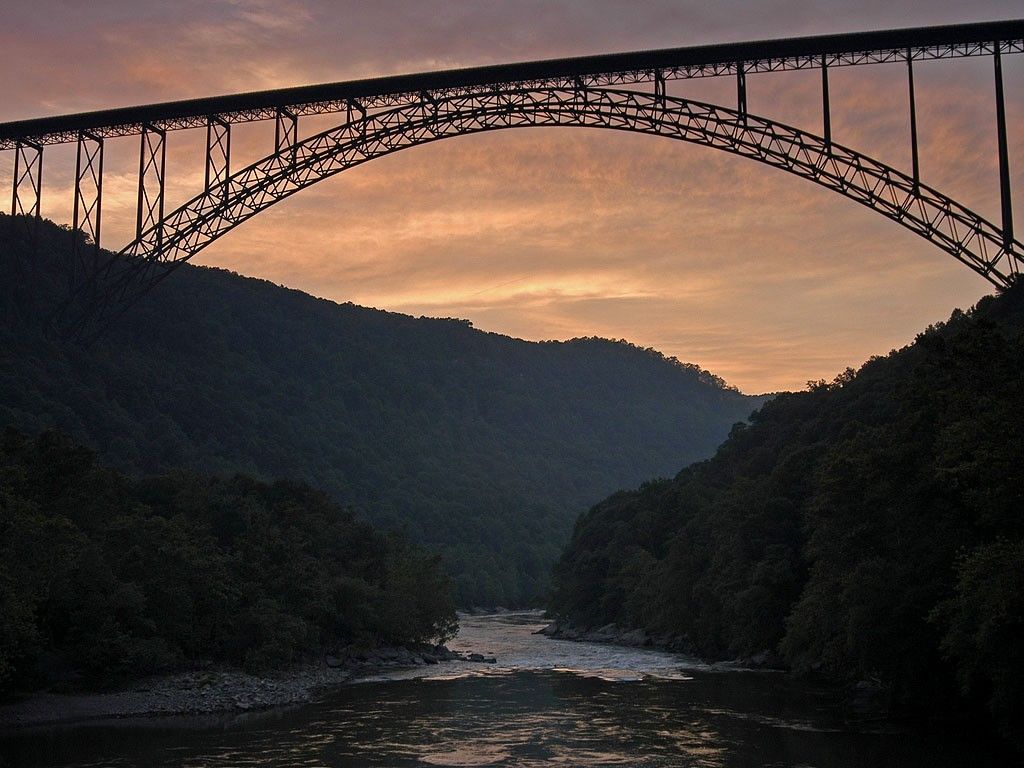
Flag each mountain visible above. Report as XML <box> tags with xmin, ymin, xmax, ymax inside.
<box><xmin>0</xmin><ymin>215</ymin><xmax>762</xmax><ymax>606</ymax></box>
<box><xmin>550</xmin><ymin>282</ymin><xmax>1024</xmax><ymax>744</ymax></box>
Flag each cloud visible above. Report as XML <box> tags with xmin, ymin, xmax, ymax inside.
<box><xmin>1</xmin><ymin>0</ymin><xmax>1019</xmax><ymax>391</ymax></box>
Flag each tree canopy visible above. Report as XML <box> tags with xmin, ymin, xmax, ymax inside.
<box><xmin>550</xmin><ymin>282</ymin><xmax>1024</xmax><ymax>745</ymax></box>
<box><xmin>0</xmin><ymin>428</ymin><xmax>457</xmax><ymax>693</ymax></box>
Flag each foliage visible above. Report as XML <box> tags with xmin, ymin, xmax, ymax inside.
<box><xmin>0</xmin><ymin>215</ymin><xmax>760</xmax><ymax>606</ymax></box>
<box><xmin>0</xmin><ymin>429</ymin><xmax>457</xmax><ymax>693</ymax></box>
<box><xmin>550</xmin><ymin>282</ymin><xmax>1024</xmax><ymax>742</ymax></box>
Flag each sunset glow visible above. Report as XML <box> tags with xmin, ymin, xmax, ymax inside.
<box><xmin>1</xmin><ymin>0</ymin><xmax>1021</xmax><ymax>392</ymax></box>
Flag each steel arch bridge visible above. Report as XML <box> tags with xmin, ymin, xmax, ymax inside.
<box><xmin>1</xmin><ymin>19</ymin><xmax>1022</xmax><ymax>330</ymax></box>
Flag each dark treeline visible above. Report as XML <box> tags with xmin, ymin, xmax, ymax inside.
<box><xmin>0</xmin><ymin>215</ymin><xmax>761</xmax><ymax>607</ymax></box>
<box><xmin>0</xmin><ymin>428</ymin><xmax>457</xmax><ymax>694</ymax></box>
<box><xmin>551</xmin><ymin>284</ymin><xmax>1024</xmax><ymax>745</ymax></box>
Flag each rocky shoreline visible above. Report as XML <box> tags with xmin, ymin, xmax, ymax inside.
<box><xmin>535</xmin><ymin>619</ymin><xmax>785</xmax><ymax>669</ymax></box>
<box><xmin>0</xmin><ymin>644</ymin><xmax>495</xmax><ymax>729</ymax></box>
<box><xmin>536</xmin><ymin>620</ymin><xmax>895</xmax><ymax>712</ymax></box>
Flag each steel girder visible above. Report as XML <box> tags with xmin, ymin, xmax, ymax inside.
<box><xmin>75</xmin><ymin>85</ymin><xmax>1021</xmax><ymax>328</ymax></box>
<box><xmin>1</xmin><ymin>33</ymin><xmax>1021</xmax><ymax>150</ymax></box>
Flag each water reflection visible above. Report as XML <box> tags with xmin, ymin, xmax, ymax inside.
<box><xmin>0</xmin><ymin>613</ymin><xmax>1009</xmax><ymax>767</ymax></box>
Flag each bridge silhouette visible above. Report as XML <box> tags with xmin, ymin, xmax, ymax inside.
<box><xmin>2</xmin><ymin>19</ymin><xmax>1023</xmax><ymax>330</ymax></box>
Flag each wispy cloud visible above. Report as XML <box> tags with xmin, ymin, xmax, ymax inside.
<box><xmin>1</xmin><ymin>0</ymin><xmax>1019</xmax><ymax>391</ymax></box>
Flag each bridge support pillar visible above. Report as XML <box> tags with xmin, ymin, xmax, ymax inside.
<box><xmin>11</xmin><ymin>140</ymin><xmax>42</xmax><ymax>221</ymax></box>
<box><xmin>994</xmin><ymin>47</ymin><xmax>1014</xmax><ymax>253</ymax></box>
<box><xmin>205</xmin><ymin>116</ymin><xmax>231</xmax><ymax>199</ymax></box>
<box><xmin>907</xmin><ymin>50</ymin><xmax>920</xmax><ymax>189</ymax></box>
<box><xmin>275</xmin><ymin>107</ymin><xmax>298</xmax><ymax>164</ymax></box>
<box><xmin>136</xmin><ymin>124</ymin><xmax>166</xmax><ymax>253</ymax></box>
<box><xmin>736</xmin><ymin>62</ymin><xmax>747</xmax><ymax>124</ymax></box>
<box><xmin>346</xmin><ymin>99</ymin><xmax>367</xmax><ymax>138</ymax></box>
<box><xmin>654</xmin><ymin>69</ymin><xmax>666</xmax><ymax>107</ymax></box>
<box><xmin>10</xmin><ymin>140</ymin><xmax>42</xmax><ymax>256</ymax></box>
<box><xmin>72</xmin><ymin>130</ymin><xmax>103</xmax><ymax>280</ymax></box>
<box><xmin>820</xmin><ymin>56</ymin><xmax>831</xmax><ymax>146</ymax></box>
<box><xmin>4</xmin><ymin>140</ymin><xmax>42</xmax><ymax>315</ymax></box>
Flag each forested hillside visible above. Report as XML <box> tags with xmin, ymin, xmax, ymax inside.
<box><xmin>0</xmin><ymin>429</ymin><xmax>457</xmax><ymax>693</ymax></box>
<box><xmin>550</xmin><ymin>283</ymin><xmax>1024</xmax><ymax>744</ymax></box>
<box><xmin>0</xmin><ymin>216</ymin><xmax>761</xmax><ymax>606</ymax></box>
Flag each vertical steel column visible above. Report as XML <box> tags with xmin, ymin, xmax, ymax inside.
<box><xmin>736</xmin><ymin>61</ymin><xmax>747</xmax><ymax>123</ymax></box>
<box><xmin>205</xmin><ymin>115</ymin><xmax>231</xmax><ymax>199</ymax></box>
<box><xmin>821</xmin><ymin>55</ymin><xmax>832</xmax><ymax>146</ymax></box>
<box><xmin>907</xmin><ymin>49</ymin><xmax>920</xmax><ymax>189</ymax></box>
<box><xmin>994</xmin><ymin>46</ymin><xmax>1014</xmax><ymax>251</ymax></box>
<box><xmin>72</xmin><ymin>130</ymin><xmax>104</xmax><ymax>276</ymax></box>
<box><xmin>275</xmin><ymin>107</ymin><xmax>298</xmax><ymax>163</ymax></box>
<box><xmin>136</xmin><ymin>124</ymin><xmax>166</xmax><ymax>252</ymax></box>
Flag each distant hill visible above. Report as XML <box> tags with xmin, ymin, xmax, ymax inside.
<box><xmin>550</xmin><ymin>281</ymin><xmax>1024</xmax><ymax>744</ymax></box>
<box><xmin>0</xmin><ymin>215</ymin><xmax>762</xmax><ymax>606</ymax></box>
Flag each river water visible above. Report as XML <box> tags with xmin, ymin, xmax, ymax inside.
<box><xmin>0</xmin><ymin>612</ymin><xmax>1008</xmax><ymax>767</ymax></box>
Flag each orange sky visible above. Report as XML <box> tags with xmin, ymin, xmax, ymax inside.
<box><xmin>1</xmin><ymin>1</ymin><xmax>1022</xmax><ymax>392</ymax></box>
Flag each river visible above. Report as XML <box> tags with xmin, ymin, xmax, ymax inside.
<box><xmin>0</xmin><ymin>612</ymin><xmax>1008</xmax><ymax>767</ymax></box>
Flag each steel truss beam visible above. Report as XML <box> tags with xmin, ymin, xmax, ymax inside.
<box><xmin>1</xmin><ymin>21</ymin><xmax>1021</xmax><ymax>149</ymax></box>
<box><xmin>74</xmin><ymin>85</ymin><xmax>1021</xmax><ymax>328</ymax></box>
<box><xmin>72</xmin><ymin>130</ymin><xmax>103</xmax><ymax>279</ymax></box>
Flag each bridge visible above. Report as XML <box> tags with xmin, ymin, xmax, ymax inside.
<box><xmin>2</xmin><ymin>19</ymin><xmax>1023</xmax><ymax>330</ymax></box>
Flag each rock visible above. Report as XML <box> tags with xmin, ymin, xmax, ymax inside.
<box><xmin>619</xmin><ymin>628</ymin><xmax>649</xmax><ymax>647</ymax></box>
<box><xmin>433</xmin><ymin>645</ymin><xmax>464</xmax><ymax>661</ymax></box>
<box><xmin>559</xmin><ymin>626</ymin><xmax>581</xmax><ymax>640</ymax></box>
<box><xmin>848</xmin><ymin>679</ymin><xmax>891</xmax><ymax>714</ymax></box>
<box><xmin>744</xmin><ymin>650</ymin><xmax>785</xmax><ymax>669</ymax></box>
<box><xmin>325</xmin><ymin>655</ymin><xmax>344</xmax><ymax>669</ymax></box>
<box><xmin>467</xmin><ymin>653</ymin><xmax>485</xmax><ymax>662</ymax></box>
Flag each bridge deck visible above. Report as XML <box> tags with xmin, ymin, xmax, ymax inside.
<box><xmin>1</xmin><ymin>19</ymin><xmax>1022</xmax><ymax>148</ymax></box>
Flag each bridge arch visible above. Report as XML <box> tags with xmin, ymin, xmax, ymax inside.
<box><xmin>94</xmin><ymin>85</ymin><xmax>1022</xmax><ymax>319</ymax></box>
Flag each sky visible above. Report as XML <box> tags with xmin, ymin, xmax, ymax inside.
<box><xmin>1</xmin><ymin>0</ymin><xmax>1022</xmax><ymax>393</ymax></box>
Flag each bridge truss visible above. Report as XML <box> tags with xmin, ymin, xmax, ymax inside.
<box><xmin>1</xmin><ymin>19</ymin><xmax>1022</xmax><ymax>330</ymax></box>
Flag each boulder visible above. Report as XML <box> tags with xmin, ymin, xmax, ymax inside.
<box><xmin>619</xmin><ymin>628</ymin><xmax>649</xmax><ymax>647</ymax></box>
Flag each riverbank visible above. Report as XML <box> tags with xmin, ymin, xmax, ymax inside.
<box><xmin>0</xmin><ymin>644</ymin><xmax>493</xmax><ymax>728</ymax></box>
<box><xmin>535</xmin><ymin>619</ymin><xmax>786</xmax><ymax>669</ymax></box>
<box><xmin>535</xmin><ymin>619</ymin><xmax>906</xmax><ymax>716</ymax></box>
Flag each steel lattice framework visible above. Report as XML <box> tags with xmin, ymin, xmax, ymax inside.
<box><xmin>0</xmin><ymin>19</ymin><xmax>1021</xmax><ymax>330</ymax></box>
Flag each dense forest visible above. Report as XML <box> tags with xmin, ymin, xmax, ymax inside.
<box><xmin>551</xmin><ymin>283</ymin><xmax>1024</xmax><ymax>745</ymax></box>
<box><xmin>0</xmin><ymin>215</ymin><xmax>761</xmax><ymax>606</ymax></box>
<box><xmin>0</xmin><ymin>428</ymin><xmax>457</xmax><ymax>694</ymax></box>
